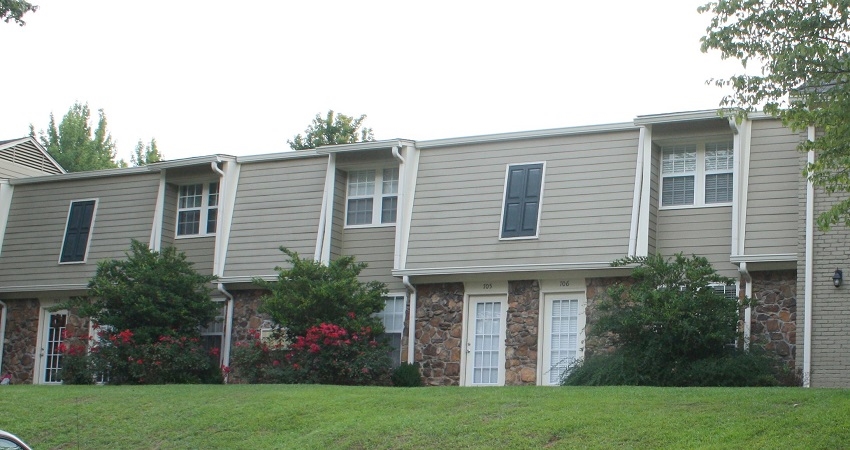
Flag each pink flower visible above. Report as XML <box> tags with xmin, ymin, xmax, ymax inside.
<box><xmin>347</xmin><ymin>312</ymin><xmax>356</xmax><ymax>319</ymax></box>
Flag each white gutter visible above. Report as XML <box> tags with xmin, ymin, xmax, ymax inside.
<box><xmin>0</xmin><ymin>180</ymin><xmax>14</xmax><ymax>256</ymax></box>
<box><xmin>149</xmin><ymin>171</ymin><xmax>166</xmax><ymax>250</ymax></box>
<box><xmin>803</xmin><ymin>126</ymin><xmax>815</xmax><ymax>387</ymax></box>
<box><xmin>0</xmin><ymin>300</ymin><xmax>7</xmax><ymax>372</ymax></box>
<box><xmin>217</xmin><ymin>283</ymin><xmax>235</xmax><ymax>381</ymax></box>
<box><xmin>314</xmin><ymin>155</ymin><xmax>332</xmax><ymax>261</ymax></box>
<box><xmin>403</xmin><ymin>276</ymin><xmax>417</xmax><ymax>365</ymax></box>
<box><xmin>628</xmin><ymin>127</ymin><xmax>646</xmax><ymax>256</ymax></box>
<box><xmin>392</xmin><ymin>145</ymin><xmax>405</xmax><ymax>270</ymax></box>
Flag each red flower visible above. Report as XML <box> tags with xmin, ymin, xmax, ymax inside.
<box><xmin>136</xmin><ymin>359</ymin><xmax>144</xmax><ymax>365</ymax></box>
<box><xmin>361</xmin><ymin>367</ymin><xmax>370</xmax><ymax>374</ymax></box>
<box><xmin>309</xmin><ymin>343</ymin><xmax>320</xmax><ymax>354</ymax></box>
<box><xmin>272</xmin><ymin>360</ymin><xmax>280</xmax><ymax>366</ymax></box>
<box><xmin>57</xmin><ymin>343</ymin><xmax>67</xmax><ymax>353</ymax></box>
<box><xmin>221</xmin><ymin>365</ymin><xmax>231</xmax><ymax>374</ymax></box>
<box><xmin>292</xmin><ymin>363</ymin><xmax>300</xmax><ymax>370</ymax></box>
<box><xmin>209</xmin><ymin>347</ymin><xmax>220</xmax><ymax>357</ymax></box>
<box><xmin>347</xmin><ymin>312</ymin><xmax>356</xmax><ymax>319</ymax></box>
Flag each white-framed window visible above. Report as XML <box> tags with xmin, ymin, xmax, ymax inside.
<box><xmin>375</xmin><ymin>295</ymin><xmax>405</xmax><ymax>367</ymax></box>
<box><xmin>660</xmin><ymin>141</ymin><xmax>733</xmax><ymax>207</ymax></box>
<box><xmin>177</xmin><ymin>182</ymin><xmax>219</xmax><ymax>237</ymax></box>
<box><xmin>200</xmin><ymin>301</ymin><xmax>226</xmax><ymax>366</ymax></box>
<box><xmin>345</xmin><ymin>168</ymin><xmax>398</xmax><ymax>226</ymax></box>
<box><xmin>500</xmin><ymin>162</ymin><xmax>545</xmax><ymax>239</ymax></box>
<box><xmin>59</xmin><ymin>199</ymin><xmax>98</xmax><ymax>263</ymax></box>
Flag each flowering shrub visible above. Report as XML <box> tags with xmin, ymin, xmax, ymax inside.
<box><xmin>231</xmin><ymin>322</ymin><xmax>392</xmax><ymax>385</ymax></box>
<box><xmin>72</xmin><ymin>327</ymin><xmax>223</xmax><ymax>385</ymax></box>
<box><xmin>59</xmin><ymin>331</ymin><xmax>95</xmax><ymax>385</ymax></box>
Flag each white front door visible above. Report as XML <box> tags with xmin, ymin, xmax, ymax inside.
<box><xmin>541</xmin><ymin>294</ymin><xmax>586</xmax><ymax>385</ymax></box>
<box><xmin>40</xmin><ymin>311</ymin><xmax>67</xmax><ymax>384</ymax></box>
<box><xmin>465</xmin><ymin>297</ymin><xmax>507</xmax><ymax>386</ymax></box>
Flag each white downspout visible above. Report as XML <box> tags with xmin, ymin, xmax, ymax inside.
<box><xmin>403</xmin><ymin>275</ymin><xmax>417</xmax><ymax>365</ymax></box>
<box><xmin>217</xmin><ymin>283</ymin><xmax>235</xmax><ymax>382</ymax></box>
<box><xmin>803</xmin><ymin>126</ymin><xmax>815</xmax><ymax>387</ymax></box>
<box><xmin>636</xmin><ymin>126</ymin><xmax>653</xmax><ymax>256</ymax></box>
<box><xmin>628</xmin><ymin>127</ymin><xmax>646</xmax><ymax>256</ymax></box>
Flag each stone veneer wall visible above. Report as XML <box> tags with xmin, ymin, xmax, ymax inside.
<box><xmin>229</xmin><ymin>290</ymin><xmax>272</xmax><ymax>346</ymax></box>
<box><xmin>584</xmin><ymin>277</ymin><xmax>628</xmax><ymax>357</ymax></box>
<box><xmin>1</xmin><ymin>299</ymin><xmax>39</xmax><ymax>384</ymax></box>
<box><xmin>414</xmin><ymin>283</ymin><xmax>464</xmax><ymax>386</ymax></box>
<box><xmin>505</xmin><ymin>280</ymin><xmax>539</xmax><ymax>385</ymax></box>
<box><xmin>750</xmin><ymin>270</ymin><xmax>797</xmax><ymax>369</ymax></box>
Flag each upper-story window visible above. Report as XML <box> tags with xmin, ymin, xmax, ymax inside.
<box><xmin>59</xmin><ymin>199</ymin><xmax>97</xmax><ymax>263</ymax></box>
<box><xmin>346</xmin><ymin>168</ymin><xmax>398</xmax><ymax>226</ymax></box>
<box><xmin>501</xmin><ymin>162</ymin><xmax>545</xmax><ymax>239</ymax></box>
<box><xmin>661</xmin><ymin>141</ymin><xmax>733</xmax><ymax>207</ymax></box>
<box><xmin>177</xmin><ymin>182</ymin><xmax>219</xmax><ymax>237</ymax></box>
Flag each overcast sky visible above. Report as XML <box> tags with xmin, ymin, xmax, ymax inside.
<box><xmin>1</xmin><ymin>1</ymin><xmax>743</xmax><ymax>162</ymax></box>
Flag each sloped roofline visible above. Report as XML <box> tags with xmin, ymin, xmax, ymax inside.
<box><xmin>0</xmin><ymin>136</ymin><xmax>66</xmax><ymax>174</ymax></box>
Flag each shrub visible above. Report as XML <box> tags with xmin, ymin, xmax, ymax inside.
<box><xmin>58</xmin><ymin>333</ymin><xmax>95</xmax><ymax>385</ymax></box>
<box><xmin>564</xmin><ymin>254</ymin><xmax>780</xmax><ymax>386</ymax></box>
<box><xmin>391</xmin><ymin>362</ymin><xmax>423</xmax><ymax>387</ymax></box>
<box><xmin>230</xmin><ymin>323</ymin><xmax>392</xmax><ymax>386</ymax></box>
<box><xmin>60</xmin><ymin>240</ymin><xmax>221</xmax><ymax>384</ymax></box>
<box><xmin>256</xmin><ymin>247</ymin><xmax>387</xmax><ymax>337</ymax></box>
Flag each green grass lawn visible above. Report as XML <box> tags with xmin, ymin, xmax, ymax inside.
<box><xmin>1</xmin><ymin>385</ymin><xmax>848</xmax><ymax>449</ymax></box>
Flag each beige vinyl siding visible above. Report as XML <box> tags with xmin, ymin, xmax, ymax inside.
<box><xmin>224</xmin><ymin>156</ymin><xmax>327</xmax><ymax>278</ymax></box>
<box><xmin>343</xmin><ymin>226</ymin><xmax>401</xmax><ymax>291</ymax></box>
<box><xmin>174</xmin><ymin>236</ymin><xmax>215</xmax><ymax>275</ymax></box>
<box><xmin>160</xmin><ymin>183</ymin><xmax>177</xmax><ymax>248</ymax></box>
<box><xmin>0</xmin><ymin>173</ymin><xmax>160</xmax><ymax>287</ymax></box>
<box><xmin>656</xmin><ymin>207</ymin><xmax>737</xmax><ymax>277</ymax></box>
<box><xmin>744</xmin><ymin>120</ymin><xmax>800</xmax><ymax>256</ymax></box>
<box><xmin>330</xmin><ymin>169</ymin><xmax>346</xmax><ymax>260</ymax></box>
<box><xmin>0</xmin><ymin>159</ymin><xmax>47</xmax><ymax>178</ymax></box>
<box><xmin>406</xmin><ymin>131</ymin><xmax>638</xmax><ymax>269</ymax></box>
<box><xmin>648</xmin><ymin>146</ymin><xmax>660</xmax><ymax>254</ymax></box>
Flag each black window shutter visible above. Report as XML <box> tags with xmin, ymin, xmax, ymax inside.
<box><xmin>60</xmin><ymin>200</ymin><xmax>96</xmax><ymax>262</ymax></box>
<box><xmin>502</xmin><ymin>164</ymin><xmax>543</xmax><ymax>238</ymax></box>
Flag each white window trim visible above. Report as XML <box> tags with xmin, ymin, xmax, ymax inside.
<box><xmin>175</xmin><ymin>181</ymin><xmax>219</xmax><ymax>239</ymax></box>
<box><xmin>58</xmin><ymin>198</ymin><xmax>99</xmax><ymax>265</ymax></box>
<box><xmin>659</xmin><ymin>140</ymin><xmax>733</xmax><ymax>210</ymax></box>
<box><xmin>344</xmin><ymin>167</ymin><xmax>399</xmax><ymax>229</ymax></box>
<box><xmin>375</xmin><ymin>293</ymin><xmax>407</xmax><ymax>366</ymax></box>
<box><xmin>498</xmin><ymin>161</ymin><xmax>546</xmax><ymax>241</ymax></box>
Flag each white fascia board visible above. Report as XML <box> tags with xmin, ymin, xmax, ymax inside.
<box><xmin>11</xmin><ymin>154</ymin><xmax>242</xmax><ymax>184</ymax></box>
<box><xmin>10</xmin><ymin>165</ymin><xmax>155</xmax><ymax>184</ymax></box>
<box><xmin>316</xmin><ymin>139</ymin><xmax>416</xmax><ymax>154</ymax></box>
<box><xmin>392</xmin><ymin>261</ymin><xmax>618</xmax><ymax>277</ymax></box>
<box><xmin>417</xmin><ymin>123</ymin><xmax>635</xmax><ymax>149</ymax></box>
<box><xmin>634</xmin><ymin>109</ymin><xmax>728</xmax><ymax>125</ymax></box>
<box><xmin>730</xmin><ymin>253</ymin><xmax>797</xmax><ymax>264</ymax></box>
<box><xmin>0</xmin><ymin>283</ymin><xmax>88</xmax><ymax>293</ymax></box>
<box><xmin>236</xmin><ymin>150</ymin><xmax>322</xmax><ymax>163</ymax></box>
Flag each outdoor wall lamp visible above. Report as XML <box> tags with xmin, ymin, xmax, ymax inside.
<box><xmin>833</xmin><ymin>269</ymin><xmax>843</xmax><ymax>288</ymax></box>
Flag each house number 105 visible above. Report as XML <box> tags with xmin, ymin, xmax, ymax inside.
<box><xmin>483</xmin><ymin>283</ymin><xmax>493</xmax><ymax>289</ymax></box>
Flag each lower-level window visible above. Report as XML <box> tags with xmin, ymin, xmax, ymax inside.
<box><xmin>200</xmin><ymin>301</ymin><xmax>226</xmax><ymax>366</ymax></box>
<box><xmin>375</xmin><ymin>296</ymin><xmax>405</xmax><ymax>367</ymax></box>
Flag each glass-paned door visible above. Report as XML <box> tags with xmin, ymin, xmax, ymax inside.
<box><xmin>42</xmin><ymin>312</ymin><xmax>67</xmax><ymax>384</ymax></box>
<box><xmin>547</xmin><ymin>299</ymin><xmax>579</xmax><ymax>385</ymax></box>
<box><xmin>467</xmin><ymin>300</ymin><xmax>505</xmax><ymax>385</ymax></box>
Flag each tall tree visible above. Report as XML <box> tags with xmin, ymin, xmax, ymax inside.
<box><xmin>0</xmin><ymin>0</ymin><xmax>37</xmax><ymax>26</ymax></box>
<box><xmin>700</xmin><ymin>0</ymin><xmax>850</xmax><ymax>229</ymax></box>
<box><xmin>288</xmin><ymin>110</ymin><xmax>374</xmax><ymax>150</ymax></box>
<box><xmin>131</xmin><ymin>138</ymin><xmax>163</xmax><ymax>166</ymax></box>
<box><xmin>32</xmin><ymin>102</ymin><xmax>121</xmax><ymax>172</ymax></box>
